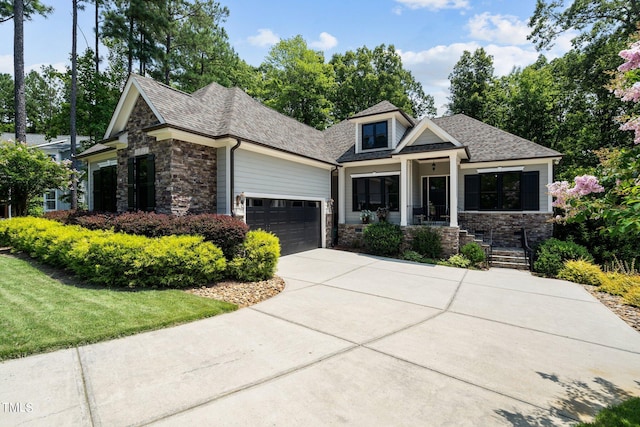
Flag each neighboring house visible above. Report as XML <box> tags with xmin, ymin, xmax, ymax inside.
<box><xmin>78</xmin><ymin>74</ymin><xmax>562</xmax><ymax>255</ymax></box>
<box><xmin>0</xmin><ymin>133</ymin><xmax>88</xmax><ymax>217</ymax></box>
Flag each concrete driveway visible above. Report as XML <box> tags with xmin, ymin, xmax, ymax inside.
<box><xmin>2</xmin><ymin>249</ymin><xmax>640</xmax><ymax>426</ymax></box>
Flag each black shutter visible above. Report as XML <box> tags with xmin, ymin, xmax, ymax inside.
<box><xmin>127</xmin><ymin>157</ymin><xmax>135</xmax><ymax>211</ymax></box>
<box><xmin>146</xmin><ymin>154</ymin><xmax>155</xmax><ymax>211</ymax></box>
<box><xmin>93</xmin><ymin>170</ymin><xmax>103</xmax><ymax>212</ymax></box>
<box><xmin>522</xmin><ymin>171</ymin><xmax>539</xmax><ymax>211</ymax></box>
<box><xmin>464</xmin><ymin>174</ymin><xmax>480</xmax><ymax>210</ymax></box>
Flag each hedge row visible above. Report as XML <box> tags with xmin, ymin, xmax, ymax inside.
<box><xmin>0</xmin><ymin>217</ymin><xmax>279</xmax><ymax>287</ymax></box>
<box><xmin>43</xmin><ymin>210</ymin><xmax>249</xmax><ymax>260</ymax></box>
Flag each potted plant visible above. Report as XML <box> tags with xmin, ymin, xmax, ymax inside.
<box><xmin>360</xmin><ymin>210</ymin><xmax>373</xmax><ymax>224</ymax></box>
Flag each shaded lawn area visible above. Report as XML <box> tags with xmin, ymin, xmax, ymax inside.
<box><xmin>0</xmin><ymin>253</ymin><xmax>237</xmax><ymax>360</ymax></box>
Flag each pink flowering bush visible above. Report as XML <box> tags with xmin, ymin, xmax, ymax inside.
<box><xmin>547</xmin><ymin>175</ymin><xmax>605</xmax><ymax>222</ymax></box>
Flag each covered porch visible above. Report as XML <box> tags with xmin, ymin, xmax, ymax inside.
<box><xmin>338</xmin><ymin>151</ymin><xmax>463</xmax><ymax>228</ymax></box>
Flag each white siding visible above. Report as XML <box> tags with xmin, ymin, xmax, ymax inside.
<box><xmin>234</xmin><ymin>149</ymin><xmax>330</xmax><ymax>200</ymax></box>
<box><xmin>216</xmin><ymin>147</ymin><xmax>227</xmax><ymax>214</ymax></box>
<box><xmin>394</xmin><ymin>120</ymin><xmax>407</xmax><ymax>146</ymax></box>
<box><xmin>344</xmin><ymin>163</ymin><xmax>401</xmax><ymax>224</ymax></box>
<box><xmin>458</xmin><ymin>163</ymin><xmax>550</xmax><ymax>212</ymax></box>
<box><xmin>413</xmin><ymin>128</ymin><xmax>444</xmax><ymax>146</ymax></box>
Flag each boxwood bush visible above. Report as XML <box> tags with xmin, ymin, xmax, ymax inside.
<box><xmin>363</xmin><ymin>222</ymin><xmax>403</xmax><ymax>256</ymax></box>
<box><xmin>533</xmin><ymin>238</ymin><xmax>593</xmax><ymax>277</ymax></box>
<box><xmin>460</xmin><ymin>242</ymin><xmax>486</xmax><ymax>264</ymax></box>
<box><xmin>411</xmin><ymin>227</ymin><xmax>442</xmax><ymax>259</ymax></box>
<box><xmin>0</xmin><ymin>217</ymin><xmax>226</xmax><ymax>288</ymax></box>
<box><xmin>228</xmin><ymin>230</ymin><xmax>280</xmax><ymax>282</ymax></box>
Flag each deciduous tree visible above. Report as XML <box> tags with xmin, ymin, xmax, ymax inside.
<box><xmin>0</xmin><ymin>140</ymin><xmax>72</xmax><ymax>216</ymax></box>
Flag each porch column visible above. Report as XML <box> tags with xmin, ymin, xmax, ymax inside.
<box><xmin>400</xmin><ymin>159</ymin><xmax>408</xmax><ymax>226</ymax></box>
<box><xmin>449</xmin><ymin>154</ymin><xmax>458</xmax><ymax>227</ymax></box>
<box><xmin>338</xmin><ymin>167</ymin><xmax>346</xmax><ymax>224</ymax></box>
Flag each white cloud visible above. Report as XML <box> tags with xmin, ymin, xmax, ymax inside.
<box><xmin>26</xmin><ymin>62</ymin><xmax>68</xmax><ymax>74</ymax></box>
<box><xmin>247</xmin><ymin>29</ymin><xmax>280</xmax><ymax>47</ymax></box>
<box><xmin>399</xmin><ymin>42</ymin><xmax>540</xmax><ymax>114</ymax></box>
<box><xmin>467</xmin><ymin>13</ymin><xmax>530</xmax><ymax>45</ymax></box>
<box><xmin>395</xmin><ymin>0</ymin><xmax>470</xmax><ymax>11</ymax></box>
<box><xmin>309</xmin><ymin>32</ymin><xmax>338</xmax><ymax>51</ymax></box>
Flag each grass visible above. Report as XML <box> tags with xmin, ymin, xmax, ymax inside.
<box><xmin>0</xmin><ymin>253</ymin><xmax>237</xmax><ymax>360</ymax></box>
<box><xmin>577</xmin><ymin>397</ymin><xmax>640</xmax><ymax>426</ymax></box>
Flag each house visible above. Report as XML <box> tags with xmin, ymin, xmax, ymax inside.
<box><xmin>0</xmin><ymin>133</ymin><xmax>88</xmax><ymax>217</ymax></box>
<box><xmin>77</xmin><ymin>74</ymin><xmax>562</xmax><ymax>255</ymax></box>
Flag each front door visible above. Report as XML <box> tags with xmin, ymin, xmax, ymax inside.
<box><xmin>423</xmin><ymin>176</ymin><xmax>449</xmax><ymax>221</ymax></box>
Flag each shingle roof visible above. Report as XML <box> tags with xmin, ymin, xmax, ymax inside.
<box><xmin>131</xmin><ymin>74</ymin><xmax>334</xmax><ymax>164</ymax></box>
<box><xmin>432</xmin><ymin>114</ymin><xmax>561</xmax><ymax>162</ymax></box>
<box><xmin>126</xmin><ymin>75</ymin><xmax>561</xmax><ymax>167</ymax></box>
<box><xmin>349</xmin><ymin>101</ymin><xmax>416</xmax><ymax>125</ymax></box>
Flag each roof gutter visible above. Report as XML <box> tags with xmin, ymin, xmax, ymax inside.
<box><xmin>230</xmin><ymin>139</ymin><xmax>241</xmax><ymax>216</ymax></box>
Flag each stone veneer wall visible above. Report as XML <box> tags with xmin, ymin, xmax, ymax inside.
<box><xmin>458</xmin><ymin>212</ymin><xmax>553</xmax><ymax>248</ymax></box>
<box><xmin>116</xmin><ymin>97</ymin><xmax>217</xmax><ymax>215</ymax></box>
<box><xmin>116</xmin><ymin>97</ymin><xmax>159</xmax><ymax>212</ymax></box>
<box><xmin>338</xmin><ymin>223</ymin><xmax>460</xmax><ymax>257</ymax></box>
<box><xmin>166</xmin><ymin>139</ymin><xmax>216</xmax><ymax>215</ymax></box>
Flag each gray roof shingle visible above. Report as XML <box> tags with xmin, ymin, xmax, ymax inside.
<box><xmin>131</xmin><ymin>75</ymin><xmax>334</xmax><ymax>164</ymax></box>
<box><xmin>432</xmin><ymin>114</ymin><xmax>561</xmax><ymax>162</ymax></box>
<box><xmin>127</xmin><ymin>75</ymin><xmax>561</xmax><ymax>166</ymax></box>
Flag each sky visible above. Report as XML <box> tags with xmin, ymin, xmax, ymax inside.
<box><xmin>0</xmin><ymin>0</ymin><xmax>576</xmax><ymax>115</ymax></box>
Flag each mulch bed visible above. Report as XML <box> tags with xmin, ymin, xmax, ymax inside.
<box><xmin>185</xmin><ymin>276</ymin><xmax>285</xmax><ymax>308</ymax></box>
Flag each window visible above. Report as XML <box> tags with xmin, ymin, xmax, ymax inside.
<box><xmin>127</xmin><ymin>154</ymin><xmax>155</xmax><ymax>211</ymax></box>
<box><xmin>465</xmin><ymin>171</ymin><xmax>539</xmax><ymax>211</ymax></box>
<box><xmin>361</xmin><ymin>121</ymin><xmax>388</xmax><ymax>150</ymax></box>
<box><xmin>44</xmin><ymin>190</ymin><xmax>56</xmax><ymax>211</ymax></box>
<box><xmin>352</xmin><ymin>175</ymin><xmax>399</xmax><ymax>211</ymax></box>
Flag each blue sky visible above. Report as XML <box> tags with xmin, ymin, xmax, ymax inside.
<box><xmin>0</xmin><ymin>0</ymin><xmax>574</xmax><ymax>114</ymax></box>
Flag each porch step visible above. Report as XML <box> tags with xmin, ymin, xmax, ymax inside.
<box><xmin>490</xmin><ymin>247</ymin><xmax>530</xmax><ymax>270</ymax></box>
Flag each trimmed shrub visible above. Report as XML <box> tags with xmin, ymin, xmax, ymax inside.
<box><xmin>623</xmin><ymin>287</ymin><xmax>640</xmax><ymax>308</ymax></box>
<box><xmin>177</xmin><ymin>214</ymin><xmax>249</xmax><ymax>259</ymax></box>
<box><xmin>43</xmin><ymin>210</ymin><xmax>249</xmax><ymax>260</ymax></box>
<box><xmin>600</xmin><ymin>272</ymin><xmax>640</xmax><ymax>296</ymax></box>
<box><xmin>533</xmin><ymin>238</ymin><xmax>593</xmax><ymax>277</ymax></box>
<box><xmin>444</xmin><ymin>254</ymin><xmax>472</xmax><ymax>268</ymax></box>
<box><xmin>228</xmin><ymin>230</ymin><xmax>280</xmax><ymax>282</ymax></box>
<box><xmin>557</xmin><ymin>260</ymin><xmax>606</xmax><ymax>287</ymax></box>
<box><xmin>363</xmin><ymin>222</ymin><xmax>403</xmax><ymax>256</ymax></box>
<box><xmin>0</xmin><ymin>217</ymin><xmax>226</xmax><ymax>288</ymax></box>
<box><xmin>460</xmin><ymin>242</ymin><xmax>485</xmax><ymax>264</ymax></box>
<box><xmin>402</xmin><ymin>250</ymin><xmax>425</xmax><ymax>263</ymax></box>
<box><xmin>411</xmin><ymin>227</ymin><xmax>442</xmax><ymax>259</ymax></box>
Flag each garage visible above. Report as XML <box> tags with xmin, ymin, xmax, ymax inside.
<box><xmin>246</xmin><ymin>198</ymin><xmax>322</xmax><ymax>255</ymax></box>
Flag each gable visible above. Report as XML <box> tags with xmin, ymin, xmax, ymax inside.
<box><xmin>412</xmin><ymin>128</ymin><xmax>446</xmax><ymax>146</ymax></box>
<box><xmin>104</xmin><ymin>76</ymin><xmax>165</xmax><ymax>139</ymax></box>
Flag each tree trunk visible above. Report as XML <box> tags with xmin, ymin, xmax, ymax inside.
<box><xmin>13</xmin><ymin>0</ymin><xmax>26</xmax><ymax>143</ymax></box>
<box><xmin>70</xmin><ymin>0</ymin><xmax>78</xmax><ymax>209</ymax></box>
<box><xmin>95</xmin><ymin>0</ymin><xmax>99</xmax><ymax>74</ymax></box>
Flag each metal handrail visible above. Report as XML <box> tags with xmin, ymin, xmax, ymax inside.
<box><xmin>521</xmin><ymin>227</ymin><xmax>534</xmax><ymax>271</ymax></box>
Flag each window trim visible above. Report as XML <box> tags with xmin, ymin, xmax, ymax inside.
<box><xmin>464</xmin><ymin>170</ymin><xmax>539</xmax><ymax>211</ymax></box>
<box><xmin>352</xmin><ymin>174</ymin><xmax>400</xmax><ymax>212</ymax></box>
<box><xmin>360</xmin><ymin>121</ymin><xmax>389</xmax><ymax>151</ymax></box>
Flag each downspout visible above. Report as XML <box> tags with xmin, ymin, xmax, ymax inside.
<box><xmin>229</xmin><ymin>139</ymin><xmax>241</xmax><ymax>216</ymax></box>
<box><xmin>331</xmin><ymin>165</ymin><xmax>339</xmax><ymax>246</ymax></box>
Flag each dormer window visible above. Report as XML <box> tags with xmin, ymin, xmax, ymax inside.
<box><xmin>362</xmin><ymin>121</ymin><xmax>388</xmax><ymax>150</ymax></box>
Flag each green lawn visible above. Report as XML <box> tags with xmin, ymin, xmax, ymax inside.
<box><xmin>577</xmin><ymin>397</ymin><xmax>640</xmax><ymax>426</ymax></box>
<box><xmin>0</xmin><ymin>253</ymin><xmax>237</xmax><ymax>360</ymax></box>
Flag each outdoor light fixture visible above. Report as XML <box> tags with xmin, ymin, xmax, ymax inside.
<box><xmin>432</xmin><ymin>162</ymin><xmax>436</xmax><ymax>171</ymax></box>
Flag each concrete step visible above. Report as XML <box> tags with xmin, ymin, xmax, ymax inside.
<box><xmin>489</xmin><ymin>247</ymin><xmax>530</xmax><ymax>270</ymax></box>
